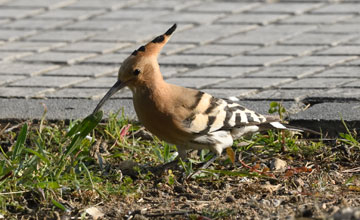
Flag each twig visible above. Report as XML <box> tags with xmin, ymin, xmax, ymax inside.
<box><xmin>0</xmin><ymin>190</ymin><xmax>28</xmax><ymax>195</ymax></box>
<box><xmin>4</xmin><ymin>121</ymin><xmax>26</xmax><ymax>133</ymax></box>
<box><xmin>0</xmin><ymin>122</ymin><xmax>10</xmax><ymax>135</ymax></box>
<box><xmin>342</xmin><ymin>167</ymin><xmax>360</xmax><ymax>173</ymax></box>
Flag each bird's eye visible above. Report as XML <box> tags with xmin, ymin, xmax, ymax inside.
<box><xmin>133</xmin><ymin>69</ymin><xmax>141</xmax><ymax>76</ymax></box>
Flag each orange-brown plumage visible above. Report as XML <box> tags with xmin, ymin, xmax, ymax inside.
<box><xmin>93</xmin><ymin>24</ymin><xmax>294</xmax><ymax>160</ymax></box>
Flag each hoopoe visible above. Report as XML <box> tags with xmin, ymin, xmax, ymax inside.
<box><xmin>93</xmin><ymin>24</ymin><xmax>295</xmax><ymax>167</ymax></box>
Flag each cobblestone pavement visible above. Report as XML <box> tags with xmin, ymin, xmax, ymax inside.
<box><xmin>0</xmin><ymin>0</ymin><xmax>359</xmax><ymax>135</ymax></box>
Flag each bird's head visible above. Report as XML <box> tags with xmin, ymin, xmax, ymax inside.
<box><xmin>92</xmin><ymin>23</ymin><xmax>177</xmax><ymax>113</ymax></box>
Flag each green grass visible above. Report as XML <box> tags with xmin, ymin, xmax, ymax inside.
<box><xmin>0</xmin><ymin>107</ymin><xmax>359</xmax><ymax>218</ymax></box>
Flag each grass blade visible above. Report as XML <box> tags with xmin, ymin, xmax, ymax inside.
<box><xmin>23</xmin><ymin>148</ymin><xmax>50</xmax><ymax>165</ymax></box>
<box><xmin>11</xmin><ymin>123</ymin><xmax>28</xmax><ymax>160</ymax></box>
<box><xmin>51</xmin><ymin>198</ymin><xmax>67</xmax><ymax>212</ymax></box>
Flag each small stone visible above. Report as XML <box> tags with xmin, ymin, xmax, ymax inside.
<box><xmin>270</xmin><ymin>158</ymin><xmax>287</xmax><ymax>172</ymax></box>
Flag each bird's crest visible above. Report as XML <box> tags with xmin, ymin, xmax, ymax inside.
<box><xmin>131</xmin><ymin>23</ymin><xmax>177</xmax><ymax>58</ymax></box>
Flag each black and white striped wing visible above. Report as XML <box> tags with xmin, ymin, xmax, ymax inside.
<box><xmin>182</xmin><ymin>92</ymin><xmax>268</xmax><ymax>135</ymax></box>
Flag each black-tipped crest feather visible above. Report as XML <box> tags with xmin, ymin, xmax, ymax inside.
<box><xmin>165</xmin><ymin>23</ymin><xmax>177</xmax><ymax>36</ymax></box>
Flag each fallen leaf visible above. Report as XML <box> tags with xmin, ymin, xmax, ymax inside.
<box><xmin>226</xmin><ymin>147</ymin><xmax>235</xmax><ymax>165</ymax></box>
<box><xmin>284</xmin><ymin>170</ymin><xmax>294</xmax><ymax>178</ymax></box>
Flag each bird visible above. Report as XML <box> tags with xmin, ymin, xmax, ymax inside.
<box><xmin>92</xmin><ymin>23</ymin><xmax>297</xmax><ymax>170</ymax></box>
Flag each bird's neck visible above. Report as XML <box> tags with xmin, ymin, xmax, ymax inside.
<box><xmin>130</xmin><ymin>68</ymin><xmax>169</xmax><ymax>98</ymax></box>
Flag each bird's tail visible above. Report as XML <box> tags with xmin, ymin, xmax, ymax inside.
<box><xmin>261</xmin><ymin>115</ymin><xmax>321</xmax><ymax>135</ymax></box>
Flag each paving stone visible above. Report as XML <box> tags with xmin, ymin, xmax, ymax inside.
<box><xmin>345</xmin><ymin>38</ymin><xmax>360</xmax><ymax>45</ymax></box>
<box><xmin>0</xmin><ymin>19</ymin><xmax>9</xmax><ymax>25</ymax></box>
<box><xmin>67</xmin><ymin>0</ymin><xmax>136</xmax><ymax>10</ymax></box>
<box><xmin>312</xmin><ymin>66</ymin><xmax>360</xmax><ymax>78</ymax></box>
<box><xmin>19</xmin><ymin>52</ymin><xmax>96</xmax><ymax>64</ymax></box>
<box><xmin>0</xmin><ymin>29</ymin><xmax>36</xmax><ymax>41</ymax></box>
<box><xmin>314</xmin><ymin>23</ymin><xmax>360</xmax><ymax>34</ymax></box>
<box><xmin>183</xmin><ymin>45</ymin><xmax>258</xmax><ymax>56</ymax></box>
<box><xmin>0</xmin><ymin>75</ymin><xmax>26</xmax><ymax>86</ymax></box>
<box><xmin>73</xmin><ymin>76</ymin><xmax>116</xmax><ymax>88</ymax></box>
<box><xmin>0</xmin><ymin>8</ymin><xmax>44</xmax><ymax>19</ymax></box>
<box><xmin>280</xmin><ymin>33</ymin><xmax>356</xmax><ymax>46</ymax></box>
<box><xmin>159</xmin><ymin>66</ymin><xmax>188</xmax><ymax>78</ymax></box>
<box><xmin>247</xmin><ymin>66</ymin><xmax>324</xmax><ymax>78</ymax></box>
<box><xmin>81</xmin><ymin>53</ymin><xmax>128</xmax><ymax>65</ymax></box>
<box><xmin>153</xmin><ymin>12</ymin><xmax>225</xmax><ymax>25</ymax></box>
<box><xmin>112</xmin><ymin>87</ymin><xmax>133</xmax><ymax>99</ymax></box>
<box><xmin>315</xmin><ymin>46</ymin><xmax>360</xmax><ymax>55</ymax></box>
<box><xmin>248</xmin><ymin>45</ymin><xmax>323</xmax><ymax>56</ymax></box>
<box><xmin>245</xmin><ymin>88</ymin><xmax>325</xmax><ymax>101</ymax></box>
<box><xmin>278</xmin><ymin>56</ymin><xmax>356</xmax><ymax>66</ymax></box>
<box><xmin>43</xmin><ymin>65</ymin><xmax>117</xmax><ymax>77</ymax></box>
<box><xmin>342</xmin><ymin>80</ymin><xmax>360</xmax><ymax>88</ymax></box>
<box><xmin>4</xmin><ymin>0</ymin><xmax>76</xmax><ymax>9</ymax></box>
<box><xmin>45</xmin><ymin>88</ymin><xmax>108</xmax><ymax>99</ymax></box>
<box><xmin>200</xmin><ymin>88</ymin><xmax>257</xmax><ymax>99</ymax></box>
<box><xmin>128</xmin><ymin>0</ymin><xmax>200</xmax><ymax>11</ymax></box>
<box><xmin>90</xmin><ymin>23</ymin><xmax>179</xmax><ymax>43</ymax></box>
<box><xmin>0</xmin><ymin>98</ymin><xmax>136</xmax><ymax>120</ymax></box>
<box><xmin>211</xmin><ymin>77</ymin><xmax>292</xmax><ymax>89</ymax></box>
<box><xmin>279</xmin><ymin>78</ymin><xmax>356</xmax><ymax>89</ymax></box>
<box><xmin>159</xmin><ymin>54</ymin><xmax>226</xmax><ymax>67</ymax></box>
<box><xmin>55</xmin><ymin>42</ymin><xmax>130</xmax><ymax>54</ymax></box>
<box><xmin>2</xmin><ymin>19</ymin><xmax>72</xmax><ymax>30</ymax></box>
<box><xmin>171</xmin><ymin>24</ymin><xmax>256</xmax><ymax>44</ymax></box>
<box><xmin>0</xmin><ymin>63</ymin><xmax>59</xmax><ymax>76</ymax></box>
<box><xmin>311</xmin><ymin>3</ymin><xmax>360</xmax><ymax>14</ymax></box>
<box><xmin>96</xmin><ymin>9</ymin><xmax>170</xmax><ymax>21</ymax></box>
<box><xmin>219</xmin><ymin>25</ymin><xmax>316</xmax><ymax>45</ymax></box>
<box><xmin>34</xmin><ymin>8</ymin><xmax>104</xmax><ymax>20</ymax></box>
<box><xmin>64</xmin><ymin>20</ymin><xmax>131</xmax><ymax>31</ymax></box>
<box><xmin>107</xmin><ymin>66</ymin><xmax>184</xmax><ymax>79</ymax></box>
<box><xmin>0</xmin><ymin>51</ymin><xmax>32</xmax><ymax>62</ymax></box>
<box><xmin>27</xmin><ymin>30</ymin><xmax>96</xmax><ymax>42</ymax></box>
<box><xmin>217</xmin><ymin>13</ymin><xmax>289</xmax><ymax>25</ymax></box>
<box><xmin>165</xmin><ymin>77</ymin><xmax>226</xmax><ymax>89</ymax></box>
<box><xmin>0</xmin><ymin>87</ymin><xmax>49</xmax><ymax>98</ymax></box>
<box><xmin>9</xmin><ymin>76</ymin><xmax>88</xmax><ymax>88</ymax></box>
<box><xmin>250</xmin><ymin>3</ymin><xmax>323</xmax><ymax>14</ymax></box>
<box><xmin>344</xmin><ymin>58</ymin><xmax>360</xmax><ymax>65</ymax></box>
<box><xmin>181</xmin><ymin>66</ymin><xmax>259</xmax><ymax>78</ymax></box>
<box><xmin>305</xmin><ymin>88</ymin><xmax>360</xmax><ymax>101</ymax></box>
<box><xmin>290</xmin><ymin>103</ymin><xmax>360</xmax><ymax>122</ymax></box>
<box><xmin>280</xmin><ymin>14</ymin><xmax>353</xmax><ymax>24</ymax></box>
<box><xmin>187</xmin><ymin>2</ymin><xmax>259</xmax><ymax>13</ymax></box>
<box><xmin>160</xmin><ymin>43</ymin><xmax>196</xmax><ymax>55</ymax></box>
<box><xmin>344</xmin><ymin>16</ymin><xmax>360</xmax><ymax>23</ymax></box>
<box><xmin>215</xmin><ymin>55</ymin><xmax>292</xmax><ymax>66</ymax></box>
<box><xmin>0</xmin><ymin>41</ymin><xmax>65</xmax><ymax>52</ymax></box>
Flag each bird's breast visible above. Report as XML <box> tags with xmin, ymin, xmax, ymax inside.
<box><xmin>132</xmin><ymin>89</ymin><xmax>191</xmax><ymax>145</ymax></box>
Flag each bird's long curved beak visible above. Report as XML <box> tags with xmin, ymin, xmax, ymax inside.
<box><xmin>92</xmin><ymin>80</ymin><xmax>126</xmax><ymax>114</ymax></box>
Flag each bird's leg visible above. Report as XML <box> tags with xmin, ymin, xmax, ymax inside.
<box><xmin>186</xmin><ymin>152</ymin><xmax>219</xmax><ymax>179</ymax></box>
